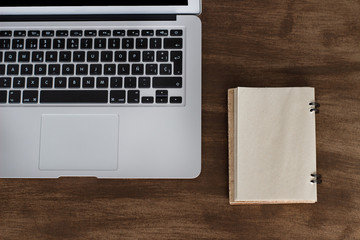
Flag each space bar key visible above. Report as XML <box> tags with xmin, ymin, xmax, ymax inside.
<box><xmin>40</xmin><ymin>90</ymin><xmax>108</xmax><ymax>103</ymax></box>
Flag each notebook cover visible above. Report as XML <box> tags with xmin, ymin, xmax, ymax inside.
<box><xmin>228</xmin><ymin>88</ymin><xmax>318</xmax><ymax>205</ymax></box>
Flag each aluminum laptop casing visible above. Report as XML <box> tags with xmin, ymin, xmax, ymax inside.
<box><xmin>0</xmin><ymin>4</ymin><xmax>201</xmax><ymax>178</ymax></box>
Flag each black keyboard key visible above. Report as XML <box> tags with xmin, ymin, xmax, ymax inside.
<box><xmin>62</xmin><ymin>64</ymin><xmax>74</xmax><ymax>75</ymax></box>
<box><xmin>156</xmin><ymin>97</ymin><xmax>168</xmax><ymax>104</ymax></box>
<box><xmin>171</xmin><ymin>51</ymin><xmax>183</xmax><ymax>75</ymax></box>
<box><xmin>56</xmin><ymin>30</ymin><xmax>68</xmax><ymax>37</ymax></box>
<box><xmin>40</xmin><ymin>90</ymin><xmax>108</xmax><ymax>103</ymax></box>
<box><xmin>170</xmin><ymin>96</ymin><xmax>182</xmax><ymax>104</ymax></box>
<box><xmin>0</xmin><ymin>77</ymin><xmax>11</xmax><ymax>88</ymax></box>
<box><xmin>18</xmin><ymin>51</ymin><xmax>30</xmax><ymax>62</ymax></box>
<box><xmin>73</xmin><ymin>51</ymin><xmax>85</xmax><ymax>62</ymax></box>
<box><xmin>69</xmin><ymin>77</ymin><xmax>81</xmax><ymax>88</ymax></box>
<box><xmin>96</xmin><ymin>77</ymin><xmax>109</xmax><ymax>88</ymax></box>
<box><xmin>99</xmin><ymin>30</ymin><xmax>111</xmax><ymax>36</ymax></box>
<box><xmin>9</xmin><ymin>90</ymin><xmax>21</xmax><ymax>103</ymax></box>
<box><xmin>70</xmin><ymin>30</ymin><xmax>83</xmax><ymax>37</ymax></box>
<box><xmin>0</xmin><ymin>39</ymin><xmax>10</xmax><ymax>49</ymax></box>
<box><xmin>153</xmin><ymin>77</ymin><xmax>182</xmax><ymax>88</ymax></box>
<box><xmin>142</xmin><ymin>96</ymin><xmax>154</xmax><ymax>104</ymax></box>
<box><xmin>14</xmin><ymin>31</ymin><xmax>26</xmax><ymax>37</ymax></box>
<box><xmin>127</xmin><ymin>90</ymin><xmax>140</xmax><ymax>103</ymax></box>
<box><xmin>143</xmin><ymin>51</ymin><xmax>155</xmax><ymax>62</ymax></box>
<box><xmin>27</xmin><ymin>77</ymin><xmax>39</xmax><ymax>88</ymax></box>
<box><xmin>0</xmin><ymin>65</ymin><xmax>4</xmax><ymax>75</ymax></box>
<box><xmin>132</xmin><ymin>64</ymin><xmax>144</xmax><ymax>75</ymax></box>
<box><xmin>41</xmin><ymin>77</ymin><xmax>53</xmax><ymax>88</ymax></box>
<box><xmin>164</xmin><ymin>38</ymin><xmax>183</xmax><ymax>49</ymax></box>
<box><xmin>23</xmin><ymin>90</ymin><xmax>38</xmax><ymax>103</ymax></box>
<box><xmin>94</xmin><ymin>38</ymin><xmax>106</xmax><ymax>49</ymax></box>
<box><xmin>48</xmin><ymin>64</ymin><xmax>61</xmax><ymax>75</ymax></box>
<box><xmin>104</xmin><ymin>64</ymin><xmax>116</xmax><ymax>75</ymax></box>
<box><xmin>156</xmin><ymin>30</ymin><xmax>168</xmax><ymax>36</ymax></box>
<box><xmin>124</xmin><ymin>77</ymin><xmax>136</xmax><ymax>88</ymax></box>
<box><xmin>76</xmin><ymin>64</ymin><xmax>88</xmax><ymax>75</ymax></box>
<box><xmin>0</xmin><ymin>90</ymin><xmax>7</xmax><ymax>103</ymax></box>
<box><xmin>146</xmin><ymin>64</ymin><xmax>158</xmax><ymax>75</ymax></box>
<box><xmin>157</xmin><ymin>51</ymin><xmax>168</xmax><ymax>62</ymax></box>
<box><xmin>110</xmin><ymin>90</ymin><xmax>126</xmax><ymax>104</ymax></box>
<box><xmin>136</xmin><ymin>38</ymin><xmax>148</xmax><ymax>49</ymax></box>
<box><xmin>13</xmin><ymin>77</ymin><xmax>25</xmax><ymax>88</ymax></box>
<box><xmin>35</xmin><ymin>64</ymin><xmax>47</xmax><ymax>75</ymax></box>
<box><xmin>101</xmin><ymin>51</ymin><xmax>113</xmax><ymax>62</ymax></box>
<box><xmin>26</xmin><ymin>39</ymin><xmax>38</xmax><ymax>49</ymax></box>
<box><xmin>90</xmin><ymin>64</ymin><xmax>102</xmax><ymax>75</ymax></box>
<box><xmin>0</xmin><ymin>31</ymin><xmax>12</xmax><ymax>37</ymax></box>
<box><xmin>0</xmin><ymin>52</ymin><xmax>2</xmax><ymax>62</ymax></box>
<box><xmin>113</xmin><ymin>30</ymin><xmax>125</xmax><ymax>36</ymax></box>
<box><xmin>67</xmin><ymin>39</ymin><xmax>79</xmax><ymax>49</ymax></box>
<box><xmin>21</xmin><ymin>64</ymin><xmax>33</xmax><ymax>75</ymax></box>
<box><xmin>12</xmin><ymin>39</ymin><xmax>24</xmax><ymax>49</ymax></box>
<box><xmin>28</xmin><ymin>31</ymin><xmax>40</xmax><ymax>37</ymax></box>
<box><xmin>150</xmin><ymin>38</ymin><xmax>161</xmax><ymax>49</ymax></box>
<box><xmin>85</xmin><ymin>30</ymin><xmax>97</xmax><ymax>36</ymax></box>
<box><xmin>110</xmin><ymin>77</ymin><xmax>122</xmax><ymax>88</ymax></box>
<box><xmin>82</xmin><ymin>77</ymin><xmax>95</xmax><ymax>88</ymax></box>
<box><xmin>108</xmin><ymin>38</ymin><xmax>120</xmax><ymax>49</ymax></box>
<box><xmin>59</xmin><ymin>51</ymin><xmax>71</xmax><ymax>62</ymax></box>
<box><xmin>55</xmin><ymin>77</ymin><xmax>67</xmax><ymax>88</ymax></box>
<box><xmin>46</xmin><ymin>51</ymin><xmax>58</xmax><ymax>62</ymax></box>
<box><xmin>22</xmin><ymin>75</ymin><xmax>35</xmax><ymax>88</ymax></box>
<box><xmin>142</xmin><ymin>30</ymin><xmax>154</xmax><ymax>36</ymax></box>
<box><xmin>5</xmin><ymin>52</ymin><xmax>16</xmax><ymax>62</ymax></box>
<box><xmin>129</xmin><ymin>51</ymin><xmax>141</xmax><ymax>62</ymax></box>
<box><xmin>39</xmin><ymin>38</ymin><xmax>52</xmax><ymax>49</ymax></box>
<box><xmin>7</xmin><ymin>64</ymin><xmax>19</xmax><ymax>75</ymax></box>
<box><xmin>122</xmin><ymin>38</ymin><xmax>134</xmax><ymax>49</ymax></box>
<box><xmin>128</xmin><ymin>30</ymin><xmax>140</xmax><ymax>36</ymax></box>
<box><xmin>170</xmin><ymin>30</ymin><xmax>183</xmax><ymax>36</ymax></box>
<box><xmin>42</xmin><ymin>30</ymin><xmax>54</xmax><ymax>37</ymax></box>
<box><xmin>160</xmin><ymin>64</ymin><xmax>172</xmax><ymax>75</ymax></box>
<box><xmin>32</xmin><ymin>51</ymin><xmax>44</xmax><ymax>62</ymax></box>
<box><xmin>118</xmin><ymin>64</ymin><xmax>130</xmax><ymax>75</ymax></box>
<box><xmin>81</xmin><ymin>38</ymin><xmax>93</xmax><ymax>49</ymax></box>
<box><xmin>53</xmin><ymin>39</ymin><xmax>65</xmax><ymax>49</ymax></box>
<box><xmin>87</xmin><ymin>51</ymin><xmax>99</xmax><ymax>62</ymax></box>
<box><xmin>156</xmin><ymin>90</ymin><xmax>168</xmax><ymax>97</ymax></box>
<box><xmin>115</xmin><ymin>51</ymin><xmax>127</xmax><ymax>62</ymax></box>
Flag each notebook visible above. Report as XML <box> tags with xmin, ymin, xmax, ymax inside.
<box><xmin>228</xmin><ymin>87</ymin><xmax>321</xmax><ymax>205</ymax></box>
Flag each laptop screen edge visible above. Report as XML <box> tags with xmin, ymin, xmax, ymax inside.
<box><xmin>0</xmin><ymin>0</ymin><xmax>201</xmax><ymax>15</ymax></box>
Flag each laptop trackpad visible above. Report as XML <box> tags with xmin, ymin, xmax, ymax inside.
<box><xmin>39</xmin><ymin>114</ymin><xmax>119</xmax><ymax>171</ymax></box>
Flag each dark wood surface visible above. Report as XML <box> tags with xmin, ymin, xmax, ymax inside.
<box><xmin>1</xmin><ymin>1</ymin><xmax>360</xmax><ymax>239</ymax></box>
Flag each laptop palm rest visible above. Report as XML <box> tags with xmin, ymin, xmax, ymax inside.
<box><xmin>39</xmin><ymin>114</ymin><xmax>119</xmax><ymax>171</ymax></box>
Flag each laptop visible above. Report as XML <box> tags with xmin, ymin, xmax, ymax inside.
<box><xmin>0</xmin><ymin>1</ymin><xmax>202</xmax><ymax>178</ymax></box>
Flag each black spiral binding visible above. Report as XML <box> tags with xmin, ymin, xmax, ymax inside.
<box><xmin>309</xmin><ymin>102</ymin><xmax>320</xmax><ymax>113</ymax></box>
<box><xmin>310</xmin><ymin>173</ymin><xmax>322</xmax><ymax>184</ymax></box>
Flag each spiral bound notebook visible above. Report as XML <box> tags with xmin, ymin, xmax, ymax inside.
<box><xmin>228</xmin><ymin>87</ymin><xmax>321</xmax><ymax>205</ymax></box>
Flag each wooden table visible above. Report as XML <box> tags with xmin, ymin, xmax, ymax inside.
<box><xmin>1</xmin><ymin>1</ymin><xmax>360</xmax><ymax>239</ymax></box>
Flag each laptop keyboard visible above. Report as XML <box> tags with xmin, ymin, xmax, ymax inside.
<box><xmin>0</xmin><ymin>28</ymin><xmax>184</xmax><ymax>105</ymax></box>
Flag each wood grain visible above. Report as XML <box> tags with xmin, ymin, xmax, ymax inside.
<box><xmin>1</xmin><ymin>0</ymin><xmax>360</xmax><ymax>239</ymax></box>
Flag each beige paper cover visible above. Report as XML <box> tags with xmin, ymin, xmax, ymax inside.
<box><xmin>230</xmin><ymin>87</ymin><xmax>317</xmax><ymax>204</ymax></box>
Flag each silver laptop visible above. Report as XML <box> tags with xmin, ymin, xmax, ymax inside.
<box><xmin>0</xmin><ymin>1</ymin><xmax>202</xmax><ymax>178</ymax></box>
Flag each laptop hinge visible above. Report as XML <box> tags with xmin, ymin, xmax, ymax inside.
<box><xmin>0</xmin><ymin>14</ymin><xmax>177</xmax><ymax>22</ymax></box>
